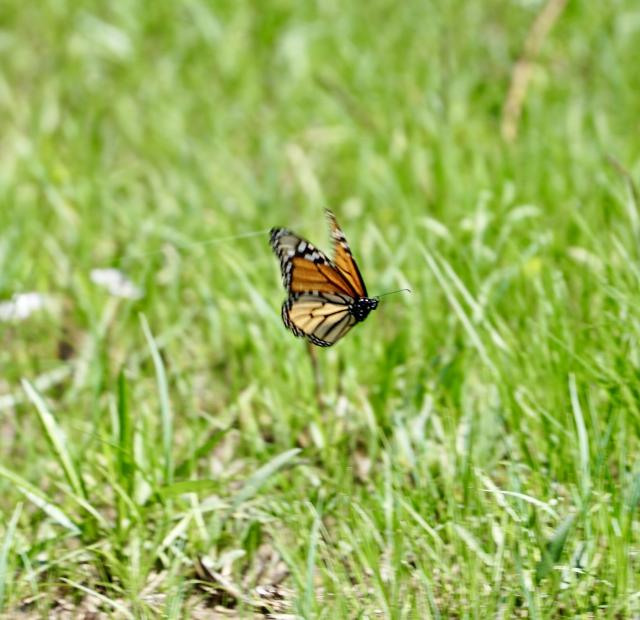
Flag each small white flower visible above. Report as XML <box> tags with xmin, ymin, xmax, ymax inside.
<box><xmin>90</xmin><ymin>268</ymin><xmax>142</xmax><ymax>299</ymax></box>
<box><xmin>0</xmin><ymin>292</ymin><xmax>52</xmax><ymax>322</ymax></box>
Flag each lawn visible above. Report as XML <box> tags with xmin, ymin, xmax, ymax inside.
<box><xmin>1</xmin><ymin>0</ymin><xmax>640</xmax><ymax>617</ymax></box>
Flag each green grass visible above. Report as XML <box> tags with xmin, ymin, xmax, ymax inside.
<box><xmin>1</xmin><ymin>0</ymin><xmax>640</xmax><ymax>617</ymax></box>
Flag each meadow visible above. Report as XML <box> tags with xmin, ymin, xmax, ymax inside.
<box><xmin>1</xmin><ymin>0</ymin><xmax>640</xmax><ymax>617</ymax></box>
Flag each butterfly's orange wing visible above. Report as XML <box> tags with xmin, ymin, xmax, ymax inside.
<box><xmin>269</xmin><ymin>228</ymin><xmax>357</xmax><ymax>297</ymax></box>
<box><xmin>325</xmin><ymin>210</ymin><xmax>368</xmax><ymax>298</ymax></box>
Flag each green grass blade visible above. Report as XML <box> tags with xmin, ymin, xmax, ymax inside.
<box><xmin>140</xmin><ymin>313</ymin><xmax>173</xmax><ymax>485</ymax></box>
<box><xmin>0</xmin><ymin>502</ymin><xmax>22</xmax><ymax>611</ymax></box>
<box><xmin>60</xmin><ymin>578</ymin><xmax>135</xmax><ymax>619</ymax></box>
<box><xmin>423</xmin><ymin>249</ymin><xmax>497</xmax><ymax>375</ymax></box>
<box><xmin>174</xmin><ymin>426</ymin><xmax>231</xmax><ymax>479</ymax></box>
<box><xmin>158</xmin><ymin>479</ymin><xmax>219</xmax><ymax>498</ymax></box>
<box><xmin>21</xmin><ymin>379</ymin><xmax>85</xmax><ymax>499</ymax></box>
<box><xmin>50</xmin><ymin>482</ymin><xmax>108</xmax><ymax>529</ymax></box>
<box><xmin>535</xmin><ymin>515</ymin><xmax>575</xmax><ymax>583</ymax></box>
<box><xmin>569</xmin><ymin>374</ymin><xmax>590</xmax><ymax>497</ymax></box>
<box><xmin>0</xmin><ymin>465</ymin><xmax>79</xmax><ymax>534</ymax></box>
<box><xmin>303</xmin><ymin>505</ymin><xmax>321</xmax><ymax>617</ymax></box>
<box><xmin>226</xmin><ymin>448</ymin><xmax>301</xmax><ymax>519</ymax></box>
<box><xmin>116</xmin><ymin>369</ymin><xmax>134</xmax><ymax>495</ymax></box>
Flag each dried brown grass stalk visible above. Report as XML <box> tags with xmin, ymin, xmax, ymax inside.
<box><xmin>501</xmin><ymin>0</ymin><xmax>569</xmax><ymax>143</ymax></box>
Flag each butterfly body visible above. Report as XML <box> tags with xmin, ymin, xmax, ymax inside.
<box><xmin>350</xmin><ymin>296</ymin><xmax>379</xmax><ymax>322</ymax></box>
<box><xmin>270</xmin><ymin>211</ymin><xmax>377</xmax><ymax>347</ymax></box>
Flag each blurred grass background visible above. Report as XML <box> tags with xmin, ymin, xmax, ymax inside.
<box><xmin>1</xmin><ymin>0</ymin><xmax>640</xmax><ymax>617</ymax></box>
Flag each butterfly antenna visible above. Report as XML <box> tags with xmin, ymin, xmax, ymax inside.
<box><xmin>374</xmin><ymin>288</ymin><xmax>412</xmax><ymax>299</ymax></box>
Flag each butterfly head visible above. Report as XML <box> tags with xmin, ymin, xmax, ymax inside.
<box><xmin>351</xmin><ymin>297</ymin><xmax>379</xmax><ymax>323</ymax></box>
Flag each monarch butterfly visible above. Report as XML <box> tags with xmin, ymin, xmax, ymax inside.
<box><xmin>270</xmin><ymin>210</ymin><xmax>379</xmax><ymax>346</ymax></box>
